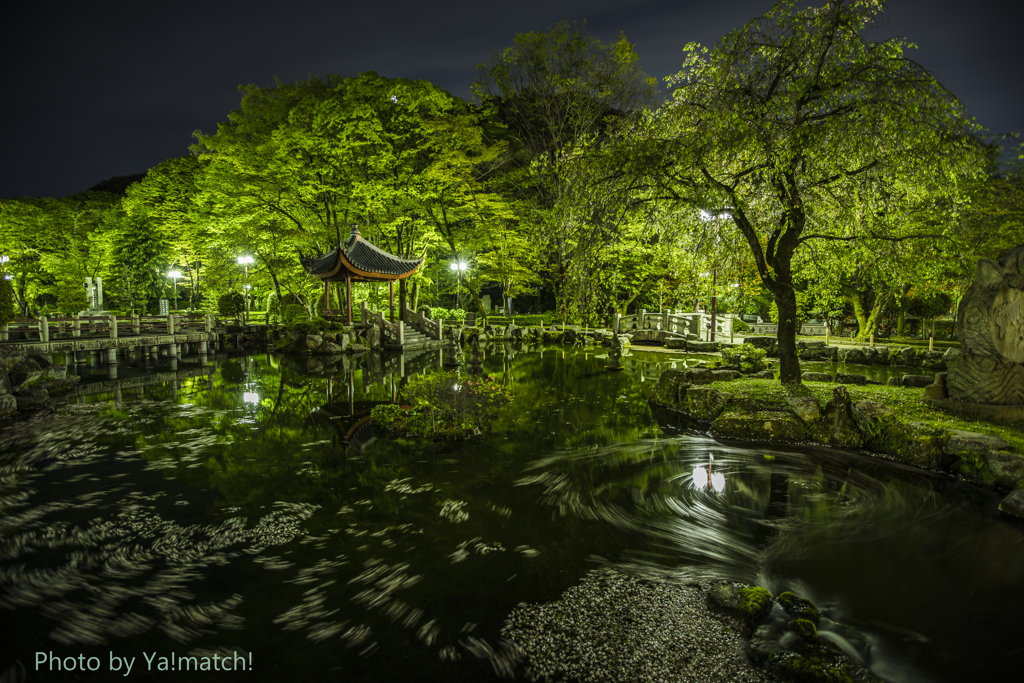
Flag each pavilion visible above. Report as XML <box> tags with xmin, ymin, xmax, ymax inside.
<box><xmin>299</xmin><ymin>225</ymin><xmax>423</xmax><ymax>324</ymax></box>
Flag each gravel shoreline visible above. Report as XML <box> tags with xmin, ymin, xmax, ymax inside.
<box><xmin>502</xmin><ymin>568</ymin><xmax>775</xmax><ymax>683</ymax></box>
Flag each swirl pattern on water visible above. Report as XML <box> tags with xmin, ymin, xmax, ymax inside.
<box><xmin>517</xmin><ymin>435</ymin><xmax>952</xmax><ymax>586</ymax></box>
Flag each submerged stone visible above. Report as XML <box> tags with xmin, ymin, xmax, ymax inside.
<box><xmin>778</xmin><ymin>592</ymin><xmax>820</xmax><ymax>624</ymax></box>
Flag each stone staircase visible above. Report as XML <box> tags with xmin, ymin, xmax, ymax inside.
<box><xmin>401</xmin><ymin>327</ymin><xmax>435</xmax><ymax>347</ymax></box>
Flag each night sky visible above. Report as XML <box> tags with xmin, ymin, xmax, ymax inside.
<box><xmin>3</xmin><ymin>0</ymin><xmax>1021</xmax><ymax>199</ymax></box>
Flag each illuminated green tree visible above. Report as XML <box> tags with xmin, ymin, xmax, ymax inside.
<box><xmin>619</xmin><ymin>0</ymin><xmax>984</xmax><ymax>381</ymax></box>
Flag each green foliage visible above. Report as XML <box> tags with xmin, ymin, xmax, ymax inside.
<box><xmin>0</xmin><ymin>278</ymin><xmax>15</xmax><ymax>326</ymax></box>
<box><xmin>721</xmin><ymin>343</ymin><xmax>768</xmax><ymax>373</ymax></box>
<box><xmin>732</xmin><ymin>318</ymin><xmax>750</xmax><ymax>333</ymax></box>
<box><xmin>371</xmin><ymin>370</ymin><xmax>512</xmax><ymax>439</ymax></box>
<box><xmin>54</xmin><ymin>283</ymin><xmax>88</xmax><ymax>315</ymax></box>
<box><xmin>285</xmin><ymin>319</ymin><xmax>344</xmax><ymax>336</ymax></box>
<box><xmin>427</xmin><ymin>307</ymin><xmax>468</xmax><ymax>324</ymax></box>
<box><xmin>267</xmin><ymin>291</ymin><xmax>304</xmax><ymax>322</ymax></box>
<box><xmin>218</xmin><ymin>292</ymin><xmax>245</xmax><ymax>317</ymax></box>
<box><xmin>109</xmin><ymin>214</ymin><xmax>169</xmax><ymax>314</ymax></box>
<box><xmin>283</xmin><ymin>303</ymin><xmax>308</xmax><ymax>326</ymax></box>
<box><xmin>621</xmin><ymin>0</ymin><xmax>984</xmax><ymax>381</ymax></box>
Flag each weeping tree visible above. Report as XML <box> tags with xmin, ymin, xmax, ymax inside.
<box><xmin>621</xmin><ymin>0</ymin><xmax>984</xmax><ymax>382</ymax></box>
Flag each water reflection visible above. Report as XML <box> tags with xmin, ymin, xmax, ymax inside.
<box><xmin>0</xmin><ymin>345</ymin><xmax>1020</xmax><ymax>683</ymax></box>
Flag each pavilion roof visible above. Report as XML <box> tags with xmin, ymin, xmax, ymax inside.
<box><xmin>300</xmin><ymin>226</ymin><xmax>423</xmax><ymax>282</ymax></box>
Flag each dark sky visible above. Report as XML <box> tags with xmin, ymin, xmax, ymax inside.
<box><xmin>3</xmin><ymin>0</ymin><xmax>1021</xmax><ymax>198</ymax></box>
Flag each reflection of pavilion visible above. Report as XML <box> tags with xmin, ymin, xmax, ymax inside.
<box><xmin>299</xmin><ymin>225</ymin><xmax>423</xmax><ymax>324</ymax></box>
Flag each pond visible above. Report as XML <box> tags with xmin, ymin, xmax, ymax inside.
<box><xmin>1</xmin><ymin>344</ymin><xmax>1021</xmax><ymax>682</ymax></box>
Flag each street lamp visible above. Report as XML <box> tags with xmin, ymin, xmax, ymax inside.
<box><xmin>449</xmin><ymin>261</ymin><xmax>467</xmax><ymax>309</ymax></box>
<box><xmin>237</xmin><ymin>256</ymin><xmax>253</xmax><ymax>321</ymax></box>
<box><xmin>167</xmin><ymin>270</ymin><xmax>181</xmax><ymax>312</ymax></box>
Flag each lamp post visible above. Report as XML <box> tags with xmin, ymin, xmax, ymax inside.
<box><xmin>237</xmin><ymin>256</ymin><xmax>253</xmax><ymax>322</ymax></box>
<box><xmin>449</xmin><ymin>261</ymin><xmax>467</xmax><ymax>309</ymax></box>
<box><xmin>167</xmin><ymin>270</ymin><xmax>181</xmax><ymax>312</ymax></box>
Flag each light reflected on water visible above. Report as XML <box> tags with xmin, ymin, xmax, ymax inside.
<box><xmin>0</xmin><ymin>345</ymin><xmax>1021</xmax><ymax>683</ymax></box>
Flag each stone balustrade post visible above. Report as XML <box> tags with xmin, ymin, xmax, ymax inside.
<box><xmin>0</xmin><ymin>324</ymin><xmax>7</xmax><ymax>342</ymax></box>
<box><xmin>40</xmin><ymin>316</ymin><xmax>50</xmax><ymax>343</ymax></box>
<box><xmin>437</xmin><ymin>316</ymin><xmax>444</xmax><ymax>341</ymax></box>
<box><xmin>132</xmin><ymin>315</ymin><xmax>140</xmax><ymax>335</ymax></box>
<box><xmin>662</xmin><ymin>310</ymin><xmax>669</xmax><ymax>331</ymax></box>
<box><xmin>398</xmin><ymin>320</ymin><xmax>405</xmax><ymax>346</ymax></box>
<box><xmin>614</xmin><ymin>314</ymin><xmax>621</xmax><ymax>334</ymax></box>
<box><xmin>167</xmin><ymin>314</ymin><xmax>175</xmax><ymax>335</ymax></box>
<box><xmin>73</xmin><ymin>313</ymin><xmax>81</xmax><ymax>338</ymax></box>
<box><xmin>109</xmin><ymin>314</ymin><xmax>118</xmax><ymax>340</ymax></box>
<box><xmin>639</xmin><ymin>308</ymin><xmax>646</xmax><ymax>329</ymax></box>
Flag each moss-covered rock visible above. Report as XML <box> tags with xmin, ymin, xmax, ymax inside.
<box><xmin>788</xmin><ymin>619</ymin><xmax>818</xmax><ymax>639</ymax></box>
<box><xmin>649</xmin><ymin>368</ymin><xmax>691</xmax><ymax>404</ymax></box>
<box><xmin>738</xmin><ymin>586</ymin><xmax>774</xmax><ymax>621</ymax></box>
<box><xmin>681</xmin><ymin>386</ymin><xmax>733</xmax><ymax>421</ymax></box>
<box><xmin>706</xmin><ymin>582</ymin><xmax>773</xmax><ymax>623</ymax></box>
<box><xmin>711</xmin><ymin>411</ymin><xmax>807</xmax><ymax>442</ymax></box>
<box><xmin>814</xmin><ymin>386</ymin><xmax>863</xmax><ymax>448</ymax></box>
<box><xmin>778</xmin><ymin>592</ymin><xmax>820</xmax><ymax>624</ymax></box>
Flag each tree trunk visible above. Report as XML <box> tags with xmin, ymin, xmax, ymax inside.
<box><xmin>411</xmin><ymin>282</ymin><xmax>420</xmax><ymax>311</ymax></box>
<box><xmin>770</xmin><ymin>282</ymin><xmax>801</xmax><ymax>383</ymax></box>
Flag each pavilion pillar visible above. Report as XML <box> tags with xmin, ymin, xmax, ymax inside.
<box><xmin>346</xmin><ymin>276</ymin><xmax>353</xmax><ymax>324</ymax></box>
<box><xmin>389</xmin><ymin>280</ymin><xmax>395</xmax><ymax>323</ymax></box>
<box><xmin>324</xmin><ymin>280</ymin><xmax>330</xmax><ymax>316</ymax></box>
<box><xmin>399</xmin><ymin>278</ymin><xmax>407</xmax><ymax>322</ymax></box>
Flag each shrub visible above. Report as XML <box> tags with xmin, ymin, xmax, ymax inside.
<box><xmin>267</xmin><ymin>291</ymin><xmax>304</xmax><ymax>322</ymax></box>
<box><xmin>731</xmin><ymin>318</ymin><xmax>750</xmax><ymax>333</ymax></box>
<box><xmin>721</xmin><ymin>343</ymin><xmax>768</xmax><ymax>373</ymax></box>
<box><xmin>0</xmin><ymin>279</ymin><xmax>16</xmax><ymax>326</ymax></box>
<box><xmin>218</xmin><ymin>292</ymin><xmax>245</xmax><ymax>317</ymax></box>
<box><xmin>283</xmin><ymin>304</ymin><xmax>308</xmax><ymax>326</ymax></box>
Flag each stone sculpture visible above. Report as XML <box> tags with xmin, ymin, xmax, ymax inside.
<box><xmin>947</xmin><ymin>245</ymin><xmax>1024</xmax><ymax>404</ymax></box>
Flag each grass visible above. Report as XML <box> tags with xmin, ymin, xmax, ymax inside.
<box><xmin>717</xmin><ymin>378</ymin><xmax>1024</xmax><ymax>452</ymax></box>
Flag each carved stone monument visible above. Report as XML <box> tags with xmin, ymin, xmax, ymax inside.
<box><xmin>947</xmin><ymin>245</ymin><xmax>1024</xmax><ymax>404</ymax></box>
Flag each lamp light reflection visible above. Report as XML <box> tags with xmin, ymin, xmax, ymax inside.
<box><xmin>691</xmin><ymin>456</ymin><xmax>726</xmax><ymax>493</ymax></box>
<box><xmin>243</xmin><ymin>392</ymin><xmax>259</xmax><ymax>404</ymax></box>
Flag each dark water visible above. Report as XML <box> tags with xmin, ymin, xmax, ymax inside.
<box><xmin>1</xmin><ymin>345</ymin><xmax>1021</xmax><ymax>682</ymax></box>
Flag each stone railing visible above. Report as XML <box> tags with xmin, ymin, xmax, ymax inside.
<box><xmin>614</xmin><ymin>309</ymin><xmax>734</xmax><ymax>341</ymax></box>
<box><xmin>748</xmin><ymin>322</ymin><xmax>828</xmax><ymax>336</ymax></box>
<box><xmin>361</xmin><ymin>302</ymin><xmax>403</xmax><ymax>345</ymax></box>
<box><xmin>1</xmin><ymin>313</ymin><xmax>217</xmax><ymax>342</ymax></box>
<box><xmin>403</xmin><ymin>304</ymin><xmax>440</xmax><ymax>340</ymax></box>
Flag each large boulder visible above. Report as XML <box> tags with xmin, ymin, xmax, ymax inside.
<box><xmin>839</xmin><ymin>347</ymin><xmax>865</xmax><ymax>364</ymax></box>
<box><xmin>851</xmin><ymin>401</ymin><xmax>944</xmax><ymax>468</ymax></box>
<box><xmin>681</xmin><ymin>386</ymin><xmax>733</xmax><ymax>421</ymax></box>
<box><xmin>999</xmin><ymin>490</ymin><xmax>1024</xmax><ymax>519</ymax></box>
<box><xmin>649</xmin><ymin>368</ymin><xmax>691</xmax><ymax>404</ymax></box>
<box><xmin>893</xmin><ymin>346</ymin><xmax>917</xmax><ymax>366</ymax></box>
<box><xmin>686</xmin><ymin>339</ymin><xmax>720</xmax><ymax>353</ymax></box>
